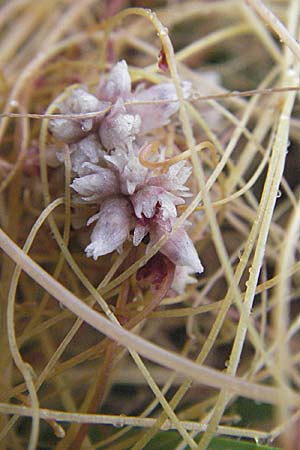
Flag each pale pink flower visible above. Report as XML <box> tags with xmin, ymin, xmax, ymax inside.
<box><xmin>70</xmin><ymin>163</ymin><xmax>119</xmax><ymax>202</ymax></box>
<box><xmin>171</xmin><ymin>266</ymin><xmax>197</xmax><ymax>294</ymax></box>
<box><xmin>69</xmin><ymin>134</ymin><xmax>105</xmax><ymax>174</ymax></box>
<box><xmin>149</xmin><ymin>222</ymin><xmax>204</xmax><ymax>273</ymax></box>
<box><xmin>97</xmin><ymin>60</ymin><xmax>190</xmax><ymax>147</ymax></box>
<box><xmin>49</xmin><ymin>88</ymin><xmax>110</xmax><ymax>144</ymax></box>
<box><xmin>132</xmin><ymin>221</ymin><xmax>151</xmax><ymax>246</ymax></box>
<box><xmin>97</xmin><ymin>60</ymin><xmax>131</xmax><ymax>102</ymax></box>
<box><xmin>127</xmin><ymin>82</ymin><xmax>188</xmax><ymax>134</ymax></box>
<box><xmin>131</xmin><ymin>185</ymin><xmax>184</xmax><ymax>221</ymax></box>
<box><xmin>99</xmin><ymin>101</ymin><xmax>141</xmax><ymax>152</ymax></box>
<box><xmin>48</xmin><ymin>59</ymin><xmax>204</xmax><ymax>290</ymax></box>
<box><xmin>148</xmin><ymin>160</ymin><xmax>192</xmax><ymax>195</ymax></box>
<box><xmin>79</xmin><ymin>147</ymin><xmax>203</xmax><ymax>274</ymax></box>
<box><xmin>85</xmin><ymin>197</ymin><xmax>134</xmax><ymax>259</ymax></box>
<box><xmin>104</xmin><ymin>145</ymin><xmax>148</xmax><ymax>195</ymax></box>
<box><xmin>55</xmin><ymin>133</ymin><xmax>105</xmax><ymax>173</ymax></box>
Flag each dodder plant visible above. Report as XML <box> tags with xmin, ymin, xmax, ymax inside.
<box><xmin>0</xmin><ymin>1</ymin><xmax>300</xmax><ymax>450</ymax></box>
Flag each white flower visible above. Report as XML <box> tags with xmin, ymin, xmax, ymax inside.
<box><xmin>127</xmin><ymin>82</ymin><xmax>189</xmax><ymax>134</ymax></box>
<box><xmin>74</xmin><ymin>139</ymin><xmax>203</xmax><ymax>275</ymax></box>
<box><xmin>85</xmin><ymin>197</ymin><xmax>134</xmax><ymax>259</ymax></box>
<box><xmin>69</xmin><ymin>134</ymin><xmax>106</xmax><ymax>174</ymax></box>
<box><xmin>70</xmin><ymin>163</ymin><xmax>119</xmax><ymax>202</ymax></box>
<box><xmin>131</xmin><ymin>185</ymin><xmax>184</xmax><ymax>220</ymax></box>
<box><xmin>97</xmin><ymin>60</ymin><xmax>131</xmax><ymax>102</ymax></box>
<box><xmin>49</xmin><ymin>88</ymin><xmax>110</xmax><ymax>144</ymax></box>
<box><xmin>56</xmin><ymin>133</ymin><xmax>105</xmax><ymax>173</ymax></box>
<box><xmin>171</xmin><ymin>266</ymin><xmax>197</xmax><ymax>294</ymax></box>
<box><xmin>149</xmin><ymin>160</ymin><xmax>192</xmax><ymax>195</ymax></box>
<box><xmin>48</xmin><ymin>118</ymin><xmax>86</xmax><ymax>144</ymax></box>
<box><xmin>64</xmin><ymin>87</ymin><xmax>103</xmax><ymax>114</ymax></box>
<box><xmin>150</xmin><ymin>223</ymin><xmax>204</xmax><ymax>273</ymax></box>
<box><xmin>133</xmin><ymin>220</ymin><xmax>150</xmax><ymax>246</ymax></box>
<box><xmin>49</xmin><ymin>59</ymin><xmax>204</xmax><ymax>292</ymax></box>
<box><xmin>97</xmin><ymin>60</ymin><xmax>187</xmax><ymax>146</ymax></box>
<box><xmin>99</xmin><ymin>101</ymin><xmax>141</xmax><ymax>152</ymax></box>
<box><xmin>104</xmin><ymin>145</ymin><xmax>149</xmax><ymax>195</ymax></box>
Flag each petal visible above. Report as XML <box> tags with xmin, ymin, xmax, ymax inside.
<box><xmin>128</xmin><ymin>82</ymin><xmax>190</xmax><ymax>134</ymax></box>
<box><xmin>152</xmin><ymin>225</ymin><xmax>204</xmax><ymax>273</ymax></box>
<box><xmin>97</xmin><ymin>60</ymin><xmax>131</xmax><ymax>102</ymax></box>
<box><xmin>85</xmin><ymin>197</ymin><xmax>134</xmax><ymax>259</ymax></box>
<box><xmin>122</xmin><ymin>153</ymin><xmax>148</xmax><ymax>195</ymax></box>
<box><xmin>62</xmin><ymin>87</ymin><xmax>110</xmax><ymax>114</ymax></box>
<box><xmin>132</xmin><ymin>186</ymin><xmax>163</xmax><ymax>219</ymax></box>
<box><xmin>87</xmin><ymin>212</ymin><xmax>100</xmax><ymax>226</ymax></box>
<box><xmin>69</xmin><ymin>134</ymin><xmax>105</xmax><ymax>173</ymax></box>
<box><xmin>48</xmin><ymin>118</ymin><xmax>86</xmax><ymax>144</ymax></box>
<box><xmin>71</xmin><ymin>166</ymin><xmax>119</xmax><ymax>202</ymax></box>
<box><xmin>48</xmin><ymin>88</ymin><xmax>110</xmax><ymax>144</ymax></box>
<box><xmin>99</xmin><ymin>102</ymin><xmax>141</xmax><ymax>151</ymax></box>
<box><xmin>155</xmin><ymin>217</ymin><xmax>172</xmax><ymax>233</ymax></box>
<box><xmin>104</xmin><ymin>145</ymin><xmax>148</xmax><ymax>195</ymax></box>
<box><xmin>171</xmin><ymin>266</ymin><xmax>197</xmax><ymax>294</ymax></box>
<box><xmin>133</xmin><ymin>222</ymin><xmax>149</xmax><ymax>246</ymax></box>
<box><xmin>158</xmin><ymin>191</ymin><xmax>184</xmax><ymax>220</ymax></box>
<box><xmin>149</xmin><ymin>161</ymin><xmax>192</xmax><ymax>193</ymax></box>
<box><xmin>166</xmin><ymin>161</ymin><xmax>192</xmax><ymax>189</ymax></box>
<box><xmin>132</xmin><ymin>186</ymin><xmax>182</xmax><ymax>220</ymax></box>
<box><xmin>104</xmin><ymin>148</ymin><xmax>127</xmax><ymax>172</ymax></box>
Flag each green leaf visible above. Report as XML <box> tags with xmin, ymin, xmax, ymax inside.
<box><xmin>143</xmin><ymin>431</ymin><xmax>280</xmax><ymax>450</ymax></box>
<box><xmin>209</xmin><ymin>436</ymin><xmax>279</xmax><ymax>450</ymax></box>
<box><xmin>232</xmin><ymin>398</ymin><xmax>274</xmax><ymax>428</ymax></box>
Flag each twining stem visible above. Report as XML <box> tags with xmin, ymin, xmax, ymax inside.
<box><xmin>0</xmin><ymin>228</ymin><xmax>298</xmax><ymax>408</ymax></box>
<box><xmin>246</xmin><ymin>0</ymin><xmax>300</xmax><ymax>62</ymax></box>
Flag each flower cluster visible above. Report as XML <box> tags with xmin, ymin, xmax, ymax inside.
<box><xmin>49</xmin><ymin>61</ymin><xmax>203</xmax><ymax>292</ymax></box>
